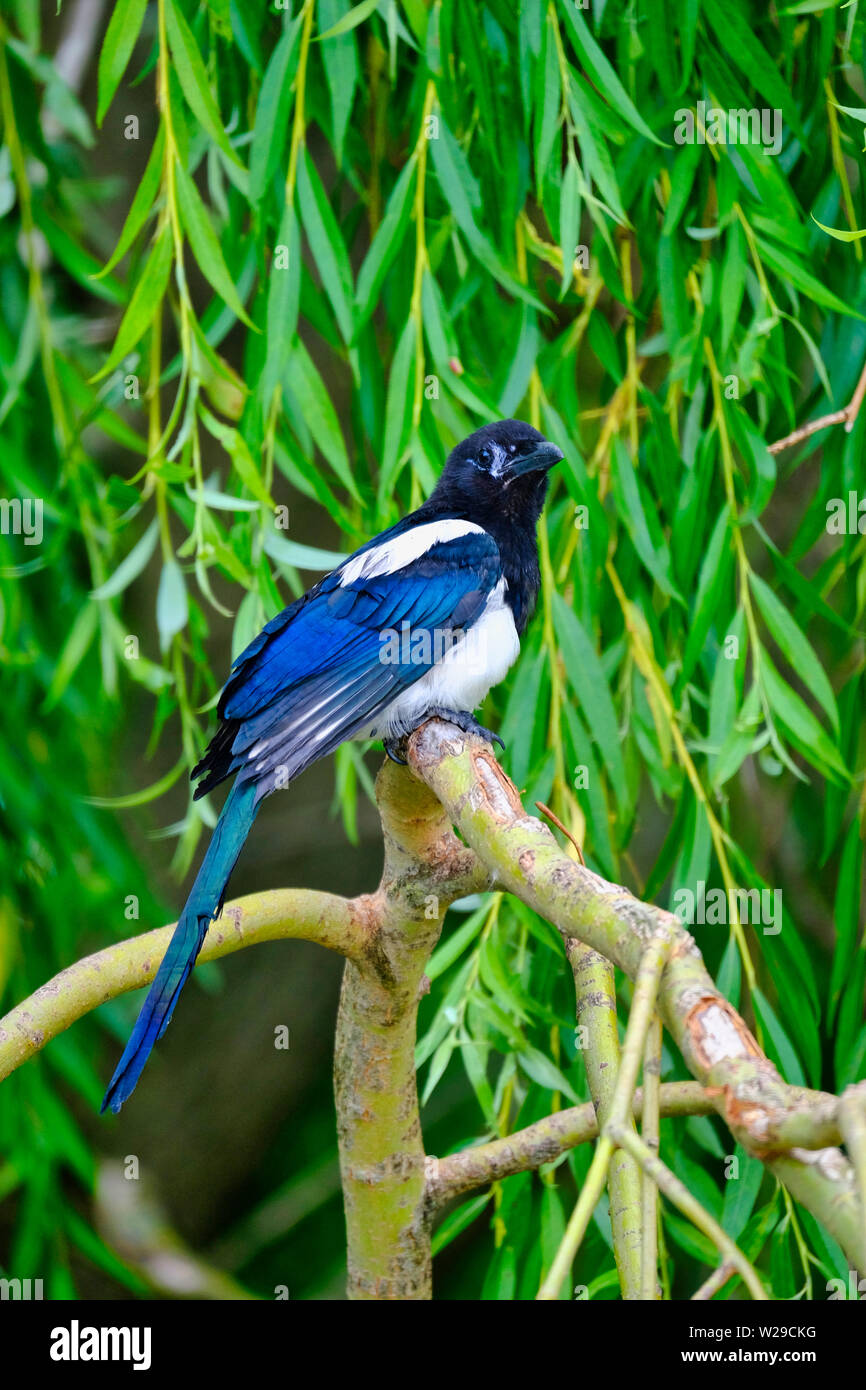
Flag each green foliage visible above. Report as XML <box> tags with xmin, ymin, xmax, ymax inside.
<box><xmin>0</xmin><ymin>0</ymin><xmax>864</xmax><ymax>1299</ymax></box>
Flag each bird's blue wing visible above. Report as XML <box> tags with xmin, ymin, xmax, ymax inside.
<box><xmin>193</xmin><ymin>523</ymin><xmax>501</xmax><ymax>797</ymax></box>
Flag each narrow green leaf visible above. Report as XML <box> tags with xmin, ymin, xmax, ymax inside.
<box><xmin>377</xmin><ymin>316</ymin><xmax>416</xmax><ymax>500</ymax></box>
<box><xmin>165</xmin><ymin>0</ymin><xmax>243</xmax><ymax>167</ymax></box>
<box><xmin>232</xmin><ymin>589</ymin><xmax>265</xmax><ymax>663</ymax></box>
<box><xmin>557</xmin><ymin>2</ymin><xmax>664</xmax><ymax>145</ymax></box>
<box><xmin>85</xmin><ymin>756</ymin><xmax>187</xmax><ymax>808</ymax></box>
<box><xmin>751</xmin><ymin>987</ymin><xmax>806</xmax><ymax>1086</ymax></box>
<box><xmin>720</xmin><ymin>218</ymin><xmax>747</xmax><ymax>349</ymax></box>
<box><xmin>355</xmin><ymin>155</ymin><xmax>417</xmax><ymax>326</ymax></box>
<box><xmin>185</xmin><ymin>486</ymin><xmax>260</xmax><ymax>512</ymax></box>
<box><xmin>36</xmin><ymin>212</ymin><xmax>125</xmax><ymax>305</ymax></box>
<box><xmin>297</xmin><ymin>146</ymin><xmax>355</xmax><ymax>344</ymax></box>
<box><xmin>426</xmin><ymin>907</ymin><xmax>486</xmax><ymax>981</ymax></box>
<box><xmin>461</xmin><ymin>1034</ymin><xmax>497</xmax><ymax>1126</ymax></box>
<box><xmin>535</xmin><ymin>11</ymin><xmax>561</xmax><ymax>192</ymax></box>
<box><xmin>828</xmin><ymin>819</ymin><xmax>864</xmax><ymax>1014</ymax></box>
<box><xmin>421</xmin><ymin>1030</ymin><xmax>458</xmax><ymax>1103</ymax></box>
<box><xmin>812</xmin><ymin>216</ymin><xmax>866</xmax><ymax>244</ymax></box>
<box><xmin>92</xmin><ymin>228</ymin><xmax>173</xmax><ymax>381</ymax></box>
<box><xmin>318</xmin><ymin>0</ymin><xmax>359</xmax><ymax>165</ymax></box>
<box><xmin>175</xmin><ymin>160</ymin><xmax>254</xmax><ymax>326</ymax></box>
<box><xmin>720</xmin><ymin>1146</ymin><xmax>764</xmax><ymax>1238</ymax></box>
<box><xmin>761</xmin><ymin>650</ymin><xmax>848</xmax><ymax>783</ymax></box>
<box><xmin>431</xmin><ymin>1193</ymin><xmax>492</xmax><ymax>1256</ymax></box>
<box><xmin>558</xmin><ymin>154</ymin><xmax>581</xmax><ymax>298</ymax></box>
<box><xmin>780</xmin><ymin>0</ymin><xmax>846</xmax><ymax>11</ymax></box>
<box><xmin>749</xmin><ymin>571</ymin><xmax>839</xmax><ymax>736</ymax></box>
<box><xmin>93</xmin><ymin>126</ymin><xmax>165</xmax><ymax>279</ymax></box>
<box><xmin>156</xmin><ymin>558</ymin><xmax>189</xmax><ymax>651</ymax></box>
<box><xmin>703</xmin><ymin>0</ymin><xmax>805</xmax><ymax>138</ymax></box>
<box><xmin>290</xmin><ymin>341</ymin><xmax>361</xmax><ymax>500</ymax></box>
<box><xmin>262</xmin><ymin>530</ymin><xmax>348</xmax><ymax>572</ymax></box>
<box><xmin>610</xmin><ymin>438</ymin><xmax>681</xmax><ymax>601</ymax></box>
<box><xmin>199</xmin><ymin>404</ymin><xmax>274</xmax><ymax>506</ymax></box>
<box><xmin>754</xmin><ymin>519</ymin><xmax>852</xmax><ymax>636</ymax></box>
<box><xmin>759</xmin><ymin>240</ymin><xmax>864</xmax><ymax>319</ymax></box>
<box><xmin>249</xmin><ymin>21</ymin><xmax>300</xmax><ymax>203</ymax></box>
<box><xmin>430</xmin><ymin>120</ymin><xmax>546</xmax><ymax>311</ymax></box>
<box><xmin>517</xmin><ymin>1046</ymin><xmax>580</xmax><ymax>1104</ymax></box>
<box><xmin>89</xmin><ymin>519</ymin><xmax>159</xmax><ymax>600</ymax></box>
<box><xmin>661</xmin><ymin>140</ymin><xmax>702</xmax><ymax>236</ymax></box>
<box><xmin>552</xmin><ymin>592</ymin><xmax>630</xmax><ymax>815</ymax></box>
<box><xmin>316</xmin><ymin>0</ymin><xmax>382</xmax><ymax>42</ymax></box>
<box><xmin>261</xmin><ymin>200</ymin><xmax>301</xmax><ymax>405</ymax></box>
<box><xmin>41</xmin><ymin>603</ymin><xmax>99</xmax><ymax>711</ymax></box>
<box><xmin>679</xmin><ymin>505</ymin><xmax>732</xmax><ymax>689</ymax></box>
<box><xmin>729</xmin><ymin>411</ymin><xmax>776</xmax><ymax>521</ymax></box>
<box><xmin>97</xmin><ymin>0</ymin><xmax>148</xmax><ymax>126</ymax></box>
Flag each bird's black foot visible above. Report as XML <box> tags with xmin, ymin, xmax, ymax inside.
<box><xmin>383</xmin><ymin>736</ymin><xmax>408</xmax><ymax>765</ymax></box>
<box><xmin>423</xmin><ymin>706</ymin><xmax>505</xmax><ymax>751</ymax></box>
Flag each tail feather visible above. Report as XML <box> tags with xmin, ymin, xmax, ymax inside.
<box><xmin>101</xmin><ymin>779</ymin><xmax>260</xmax><ymax>1114</ymax></box>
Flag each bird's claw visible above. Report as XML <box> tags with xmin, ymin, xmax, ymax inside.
<box><xmin>424</xmin><ymin>707</ymin><xmax>505</xmax><ymax>751</ymax></box>
<box><xmin>383</xmin><ymin>737</ymin><xmax>408</xmax><ymax>765</ymax></box>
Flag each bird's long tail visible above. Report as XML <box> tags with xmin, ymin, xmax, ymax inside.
<box><xmin>101</xmin><ymin>778</ymin><xmax>260</xmax><ymax>1114</ymax></box>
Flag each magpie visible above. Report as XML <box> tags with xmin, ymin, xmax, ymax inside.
<box><xmin>101</xmin><ymin>418</ymin><xmax>562</xmax><ymax>1112</ymax></box>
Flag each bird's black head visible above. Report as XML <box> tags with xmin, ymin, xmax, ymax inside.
<box><xmin>430</xmin><ymin>419</ymin><xmax>563</xmax><ymax>526</ymax></box>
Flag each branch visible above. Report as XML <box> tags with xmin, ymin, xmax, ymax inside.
<box><xmin>95</xmin><ymin>1162</ymin><xmax>256</xmax><ymax>1300</ymax></box>
<box><xmin>838</xmin><ymin>1083</ymin><xmax>866</xmax><ymax>1260</ymax></box>
<box><xmin>768</xmin><ymin>356</ymin><xmax>866</xmax><ymax>454</ymax></box>
<box><xmin>640</xmin><ymin>1016</ymin><xmax>663</xmax><ymax>1299</ymax></box>
<box><xmin>406</xmin><ymin>719</ymin><xmax>866</xmax><ymax>1273</ymax></box>
<box><xmin>333</xmin><ymin>759</ymin><xmax>490</xmax><ymax>1300</ymax></box>
<box><xmin>567</xmin><ymin>940</ymin><xmax>643</xmax><ymax>1300</ymax></box>
<box><xmin>692</xmin><ymin>1260</ymin><xmax>736</xmax><ymax>1301</ymax></box>
<box><xmin>611</xmin><ymin>1124</ymin><xmax>766</xmax><ymax>1301</ymax></box>
<box><xmin>538</xmin><ymin>925</ymin><xmax>675</xmax><ymax>1299</ymax></box>
<box><xmin>426</xmin><ymin>1081</ymin><xmax>714</xmax><ymax>1206</ymax></box>
<box><xmin>0</xmin><ymin>887</ymin><xmax>371</xmax><ymax>1084</ymax></box>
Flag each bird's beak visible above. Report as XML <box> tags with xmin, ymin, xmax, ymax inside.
<box><xmin>508</xmin><ymin>441</ymin><xmax>564</xmax><ymax>478</ymax></box>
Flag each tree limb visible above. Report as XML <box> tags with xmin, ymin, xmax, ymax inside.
<box><xmin>768</xmin><ymin>356</ymin><xmax>866</xmax><ymax>454</ymax></box>
<box><xmin>568</xmin><ymin>940</ymin><xmax>643</xmax><ymax>1299</ymax></box>
<box><xmin>0</xmin><ymin>886</ymin><xmax>369</xmax><ymax>1084</ymax></box>
<box><xmin>334</xmin><ymin>759</ymin><xmax>490</xmax><ymax>1300</ymax></box>
<box><xmin>426</xmin><ymin>1081</ymin><xmax>715</xmax><ymax>1206</ymax></box>
<box><xmin>406</xmin><ymin>719</ymin><xmax>866</xmax><ymax>1274</ymax></box>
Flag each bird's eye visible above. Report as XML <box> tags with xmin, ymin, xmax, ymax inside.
<box><xmin>507</xmin><ymin>443</ymin><xmax>517</xmax><ymax>455</ymax></box>
<box><xmin>479</xmin><ymin>447</ymin><xmax>491</xmax><ymax>465</ymax></box>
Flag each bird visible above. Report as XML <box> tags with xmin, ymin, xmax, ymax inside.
<box><xmin>101</xmin><ymin>418</ymin><xmax>562</xmax><ymax>1112</ymax></box>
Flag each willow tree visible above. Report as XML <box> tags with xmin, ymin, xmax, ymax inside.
<box><xmin>0</xmin><ymin>0</ymin><xmax>864</xmax><ymax>1300</ymax></box>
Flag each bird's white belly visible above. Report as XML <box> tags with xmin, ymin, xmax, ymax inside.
<box><xmin>359</xmin><ymin>584</ymin><xmax>520</xmax><ymax>740</ymax></box>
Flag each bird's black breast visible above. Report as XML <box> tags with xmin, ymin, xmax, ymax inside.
<box><xmin>495</xmin><ymin>526</ymin><xmax>541</xmax><ymax>635</ymax></box>
<box><xmin>450</xmin><ymin>474</ymin><xmax>547</xmax><ymax>636</ymax></box>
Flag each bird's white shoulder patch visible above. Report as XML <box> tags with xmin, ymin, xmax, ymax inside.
<box><xmin>338</xmin><ymin>519</ymin><xmax>486</xmax><ymax>587</ymax></box>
